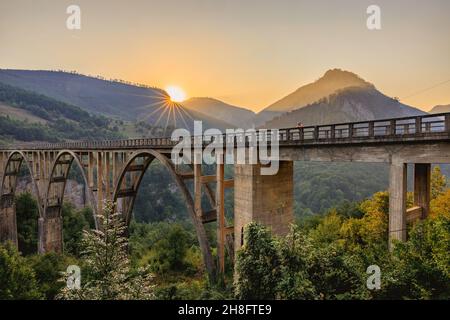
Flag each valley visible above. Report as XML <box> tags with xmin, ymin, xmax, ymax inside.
<box><xmin>1</xmin><ymin>67</ymin><xmax>446</xmax><ymax>222</ymax></box>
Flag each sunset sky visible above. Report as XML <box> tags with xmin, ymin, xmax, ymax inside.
<box><xmin>1</xmin><ymin>0</ymin><xmax>449</xmax><ymax>112</ymax></box>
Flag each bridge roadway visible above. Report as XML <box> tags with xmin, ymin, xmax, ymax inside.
<box><xmin>1</xmin><ymin>112</ymin><xmax>450</xmax><ymax>278</ymax></box>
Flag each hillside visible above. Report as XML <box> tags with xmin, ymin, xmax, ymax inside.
<box><xmin>266</xmin><ymin>69</ymin><xmax>372</xmax><ymax>113</ymax></box>
<box><xmin>0</xmin><ymin>69</ymin><xmax>233</xmax><ymax>131</ymax></box>
<box><xmin>0</xmin><ymin>82</ymin><xmax>124</xmax><ymax>143</ymax></box>
<box><xmin>182</xmin><ymin>97</ymin><xmax>255</xmax><ymax>128</ymax></box>
<box><xmin>263</xmin><ymin>86</ymin><xmax>426</xmax><ymax>128</ymax></box>
<box><xmin>430</xmin><ymin>104</ymin><xmax>450</xmax><ymax>114</ymax></box>
<box><xmin>255</xmin><ymin>69</ymin><xmax>373</xmax><ymax>125</ymax></box>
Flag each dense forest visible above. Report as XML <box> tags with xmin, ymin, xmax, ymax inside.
<box><xmin>1</xmin><ymin>167</ymin><xmax>449</xmax><ymax>299</ymax></box>
<box><xmin>0</xmin><ymin>79</ymin><xmax>449</xmax><ymax>300</ymax></box>
<box><xmin>0</xmin><ymin>82</ymin><xmax>124</xmax><ymax>142</ymax></box>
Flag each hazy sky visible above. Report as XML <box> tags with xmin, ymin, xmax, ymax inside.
<box><xmin>1</xmin><ymin>0</ymin><xmax>449</xmax><ymax>112</ymax></box>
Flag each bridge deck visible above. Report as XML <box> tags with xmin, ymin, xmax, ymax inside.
<box><xmin>1</xmin><ymin>112</ymin><xmax>450</xmax><ymax>151</ymax></box>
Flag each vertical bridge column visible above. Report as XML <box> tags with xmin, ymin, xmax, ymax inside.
<box><xmin>389</xmin><ymin>162</ymin><xmax>431</xmax><ymax>249</ymax></box>
<box><xmin>413</xmin><ymin>163</ymin><xmax>431</xmax><ymax>219</ymax></box>
<box><xmin>40</xmin><ymin>151</ymin><xmax>63</xmax><ymax>253</ymax></box>
<box><xmin>389</xmin><ymin>162</ymin><xmax>407</xmax><ymax>247</ymax></box>
<box><xmin>0</xmin><ymin>195</ymin><xmax>17</xmax><ymax>246</ymax></box>
<box><xmin>234</xmin><ymin>161</ymin><xmax>294</xmax><ymax>252</ymax></box>
<box><xmin>0</xmin><ymin>152</ymin><xmax>18</xmax><ymax>247</ymax></box>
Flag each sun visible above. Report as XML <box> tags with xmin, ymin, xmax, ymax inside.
<box><xmin>165</xmin><ymin>85</ymin><xmax>186</xmax><ymax>102</ymax></box>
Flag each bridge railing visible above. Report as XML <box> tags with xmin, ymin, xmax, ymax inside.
<box><xmin>277</xmin><ymin>113</ymin><xmax>450</xmax><ymax>144</ymax></box>
<box><xmin>2</xmin><ymin>113</ymin><xmax>450</xmax><ymax>150</ymax></box>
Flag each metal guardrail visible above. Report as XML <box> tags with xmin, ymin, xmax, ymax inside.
<box><xmin>2</xmin><ymin>113</ymin><xmax>450</xmax><ymax>151</ymax></box>
<box><xmin>277</xmin><ymin>112</ymin><xmax>450</xmax><ymax>143</ymax></box>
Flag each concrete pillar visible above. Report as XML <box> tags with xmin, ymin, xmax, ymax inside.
<box><xmin>96</xmin><ymin>152</ymin><xmax>103</xmax><ymax>214</ymax></box>
<box><xmin>414</xmin><ymin>163</ymin><xmax>431</xmax><ymax>219</ymax></box>
<box><xmin>234</xmin><ymin>161</ymin><xmax>294</xmax><ymax>252</ymax></box>
<box><xmin>88</xmin><ymin>152</ymin><xmax>95</xmax><ymax>189</ymax></box>
<box><xmin>389</xmin><ymin>163</ymin><xmax>407</xmax><ymax>248</ymax></box>
<box><xmin>194</xmin><ymin>163</ymin><xmax>202</xmax><ymax>218</ymax></box>
<box><xmin>0</xmin><ymin>152</ymin><xmax>4</xmax><ymax>176</ymax></box>
<box><xmin>216</xmin><ymin>155</ymin><xmax>225</xmax><ymax>273</ymax></box>
<box><xmin>105</xmin><ymin>152</ymin><xmax>111</xmax><ymax>200</ymax></box>
<box><xmin>0</xmin><ymin>196</ymin><xmax>18</xmax><ymax>247</ymax></box>
<box><xmin>40</xmin><ymin>215</ymin><xmax>63</xmax><ymax>253</ymax></box>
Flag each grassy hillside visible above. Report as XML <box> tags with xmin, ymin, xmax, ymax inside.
<box><xmin>183</xmin><ymin>97</ymin><xmax>255</xmax><ymax>128</ymax></box>
<box><xmin>0</xmin><ymin>70</ymin><xmax>234</xmax><ymax>131</ymax></box>
<box><xmin>263</xmin><ymin>86</ymin><xmax>425</xmax><ymax>128</ymax></box>
<box><xmin>0</xmin><ymin>82</ymin><xmax>124</xmax><ymax>143</ymax></box>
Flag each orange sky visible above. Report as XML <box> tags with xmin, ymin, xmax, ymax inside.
<box><xmin>1</xmin><ymin>0</ymin><xmax>449</xmax><ymax>112</ymax></box>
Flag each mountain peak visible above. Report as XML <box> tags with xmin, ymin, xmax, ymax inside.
<box><xmin>321</xmin><ymin>69</ymin><xmax>368</xmax><ymax>84</ymax></box>
<box><xmin>260</xmin><ymin>69</ymin><xmax>374</xmax><ymax>114</ymax></box>
<box><xmin>262</xmin><ymin>85</ymin><xmax>425</xmax><ymax>129</ymax></box>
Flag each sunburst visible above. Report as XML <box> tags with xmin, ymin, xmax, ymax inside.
<box><xmin>135</xmin><ymin>90</ymin><xmax>191</xmax><ymax>134</ymax></box>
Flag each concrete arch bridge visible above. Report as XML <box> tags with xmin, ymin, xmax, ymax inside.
<box><xmin>1</xmin><ymin>112</ymin><xmax>450</xmax><ymax>278</ymax></box>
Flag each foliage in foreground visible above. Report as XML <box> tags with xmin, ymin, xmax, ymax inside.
<box><xmin>235</xmin><ymin>196</ymin><xmax>450</xmax><ymax>300</ymax></box>
<box><xmin>57</xmin><ymin>202</ymin><xmax>155</xmax><ymax>300</ymax></box>
<box><xmin>0</xmin><ymin>242</ymin><xmax>43</xmax><ymax>299</ymax></box>
<box><xmin>0</xmin><ymin>242</ymin><xmax>78</xmax><ymax>300</ymax></box>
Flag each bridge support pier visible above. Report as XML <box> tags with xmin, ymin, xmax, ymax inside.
<box><xmin>0</xmin><ymin>196</ymin><xmax>18</xmax><ymax>247</ymax></box>
<box><xmin>39</xmin><ymin>215</ymin><xmax>63</xmax><ymax>253</ymax></box>
<box><xmin>413</xmin><ymin>163</ymin><xmax>431</xmax><ymax>219</ymax></box>
<box><xmin>389</xmin><ymin>163</ymin><xmax>407</xmax><ymax>247</ymax></box>
<box><xmin>389</xmin><ymin>162</ymin><xmax>431</xmax><ymax>249</ymax></box>
<box><xmin>234</xmin><ymin>161</ymin><xmax>294</xmax><ymax>252</ymax></box>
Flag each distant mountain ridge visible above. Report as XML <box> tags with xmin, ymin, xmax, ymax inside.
<box><xmin>0</xmin><ymin>81</ymin><xmax>123</xmax><ymax>143</ymax></box>
<box><xmin>263</xmin><ymin>86</ymin><xmax>426</xmax><ymax>128</ymax></box>
<box><xmin>182</xmin><ymin>97</ymin><xmax>255</xmax><ymax>128</ymax></box>
<box><xmin>265</xmin><ymin>69</ymin><xmax>373</xmax><ymax>113</ymax></box>
<box><xmin>0</xmin><ymin>69</ymin><xmax>232</xmax><ymax>131</ymax></box>
<box><xmin>430</xmin><ymin>104</ymin><xmax>450</xmax><ymax>114</ymax></box>
<box><xmin>0</xmin><ymin>68</ymin><xmax>429</xmax><ymax>133</ymax></box>
<box><xmin>254</xmin><ymin>69</ymin><xmax>374</xmax><ymax>125</ymax></box>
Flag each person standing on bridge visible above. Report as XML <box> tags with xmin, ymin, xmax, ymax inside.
<box><xmin>297</xmin><ymin>122</ymin><xmax>304</xmax><ymax>128</ymax></box>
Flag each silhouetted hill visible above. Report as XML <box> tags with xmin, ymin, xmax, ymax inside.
<box><xmin>263</xmin><ymin>86</ymin><xmax>426</xmax><ymax>128</ymax></box>
<box><xmin>0</xmin><ymin>69</ymin><xmax>233</xmax><ymax>131</ymax></box>
<box><xmin>430</xmin><ymin>104</ymin><xmax>450</xmax><ymax>114</ymax></box>
<box><xmin>267</xmin><ymin>69</ymin><xmax>372</xmax><ymax>112</ymax></box>
<box><xmin>182</xmin><ymin>97</ymin><xmax>255</xmax><ymax>128</ymax></box>
<box><xmin>0</xmin><ymin>82</ymin><xmax>124</xmax><ymax>143</ymax></box>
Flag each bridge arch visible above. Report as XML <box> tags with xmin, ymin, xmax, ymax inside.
<box><xmin>0</xmin><ymin>151</ymin><xmax>43</xmax><ymax>248</ymax></box>
<box><xmin>112</xmin><ymin>149</ymin><xmax>215</xmax><ymax>278</ymax></box>
<box><xmin>45</xmin><ymin>150</ymin><xmax>98</xmax><ymax>226</ymax></box>
<box><xmin>40</xmin><ymin>150</ymin><xmax>98</xmax><ymax>253</ymax></box>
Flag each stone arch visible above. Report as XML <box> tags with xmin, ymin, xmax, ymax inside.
<box><xmin>112</xmin><ymin>149</ymin><xmax>215</xmax><ymax>279</ymax></box>
<box><xmin>0</xmin><ymin>151</ymin><xmax>43</xmax><ymax>247</ymax></box>
<box><xmin>41</xmin><ymin>150</ymin><xmax>97</xmax><ymax>253</ymax></box>
<box><xmin>45</xmin><ymin>150</ymin><xmax>97</xmax><ymax>223</ymax></box>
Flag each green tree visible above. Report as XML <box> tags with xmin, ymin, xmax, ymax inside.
<box><xmin>62</xmin><ymin>203</ymin><xmax>92</xmax><ymax>256</ymax></box>
<box><xmin>234</xmin><ymin>223</ymin><xmax>281</xmax><ymax>299</ymax></box>
<box><xmin>151</xmin><ymin>224</ymin><xmax>190</xmax><ymax>273</ymax></box>
<box><xmin>431</xmin><ymin>189</ymin><xmax>450</xmax><ymax>217</ymax></box>
<box><xmin>15</xmin><ymin>192</ymin><xmax>39</xmax><ymax>255</ymax></box>
<box><xmin>27</xmin><ymin>252</ymin><xmax>78</xmax><ymax>299</ymax></box>
<box><xmin>0</xmin><ymin>243</ymin><xmax>43</xmax><ymax>299</ymax></box>
<box><xmin>431</xmin><ymin>166</ymin><xmax>447</xmax><ymax>200</ymax></box>
<box><xmin>377</xmin><ymin>214</ymin><xmax>450</xmax><ymax>299</ymax></box>
<box><xmin>57</xmin><ymin>202</ymin><xmax>155</xmax><ymax>300</ymax></box>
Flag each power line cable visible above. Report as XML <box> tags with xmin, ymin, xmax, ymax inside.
<box><xmin>402</xmin><ymin>78</ymin><xmax>450</xmax><ymax>100</ymax></box>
